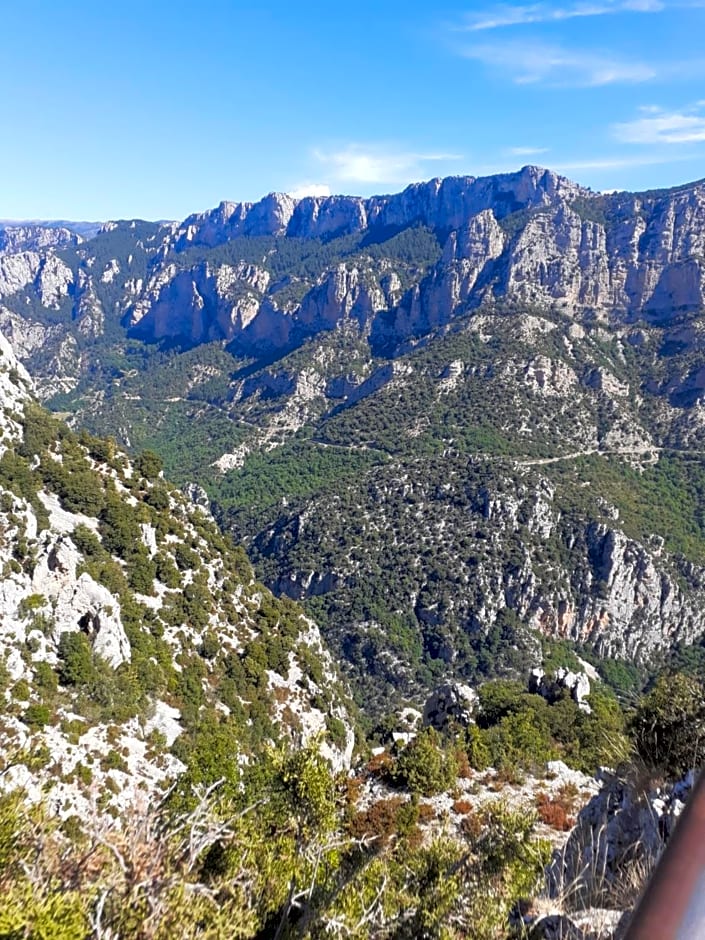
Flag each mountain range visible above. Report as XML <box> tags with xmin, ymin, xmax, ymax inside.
<box><xmin>3</xmin><ymin>166</ymin><xmax>705</xmax><ymax>709</ymax></box>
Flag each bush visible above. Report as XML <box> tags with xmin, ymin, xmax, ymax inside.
<box><xmin>127</xmin><ymin>548</ymin><xmax>156</xmax><ymax>595</ymax></box>
<box><xmin>477</xmin><ymin>680</ymin><xmax>528</xmax><ymax>727</ymax></box>
<box><xmin>464</xmin><ymin>723</ymin><xmax>491</xmax><ymax>771</ymax></box>
<box><xmin>57</xmin><ymin>632</ymin><xmax>96</xmax><ymax>687</ymax></box>
<box><xmin>484</xmin><ymin>707</ymin><xmax>556</xmax><ymax>771</ymax></box>
<box><xmin>23</xmin><ymin>703</ymin><xmax>51</xmax><ymax>728</ymax></box>
<box><xmin>99</xmin><ymin>492</ymin><xmax>141</xmax><ymax>559</ymax></box>
<box><xmin>34</xmin><ymin>662</ymin><xmax>58</xmax><ymax>697</ymax></box>
<box><xmin>347</xmin><ymin>797</ymin><xmax>407</xmax><ymax>849</ymax></box>
<box><xmin>155</xmin><ymin>552</ymin><xmax>181</xmax><ymax>588</ymax></box>
<box><xmin>135</xmin><ymin>450</ymin><xmax>163</xmax><ymax>481</ymax></box>
<box><xmin>535</xmin><ymin>793</ymin><xmax>574</xmax><ymax>831</ymax></box>
<box><xmin>173</xmin><ymin>542</ymin><xmax>199</xmax><ymax>572</ymax></box>
<box><xmin>632</xmin><ymin>672</ymin><xmax>705</xmax><ymax>776</ymax></box>
<box><xmin>391</xmin><ymin>728</ymin><xmax>458</xmax><ymax>796</ymax></box>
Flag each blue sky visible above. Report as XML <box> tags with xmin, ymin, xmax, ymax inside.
<box><xmin>2</xmin><ymin>0</ymin><xmax>705</xmax><ymax>220</ymax></box>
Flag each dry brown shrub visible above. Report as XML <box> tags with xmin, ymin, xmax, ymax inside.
<box><xmin>455</xmin><ymin>749</ymin><xmax>472</xmax><ymax>778</ymax></box>
<box><xmin>406</xmin><ymin>825</ymin><xmax>424</xmax><ymax>849</ymax></box>
<box><xmin>417</xmin><ymin>802</ymin><xmax>435</xmax><ymax>824</ymax></box>
<box><xmin>495</xmin><ymin>764</ymin><xmax>525</xmax><ymax>786</ymax></box>
<box><xmin>536</xmin><ymin>793</ymin><xmax>574</xmax><ymax>831</ymax></box>
<box><xmin>365</xmin><ymin>750</ymin><xmax>393</xmax><ymax>775</ymax></box>
<box><xmin>347</xmin><ymin>797</ymin><xmax>404</xmax><ymax>847</ymax></box>
<box><xmin>453</xmin><ymin>799</ymin><xmax>473</xmax><ymax>815</ymax></box>
<box><xmin>557</xmin><ymin>782</ymin><xmax>579</xmax><ymax>809</ymax></box>
<box><xmin>460</xmin><ymin>811</ymin><xmax>483</xmax><ymax>840</ymax></box>
<box><xmin>344</xmin><ymin>774</ymin><xmax>364</xmax><ymax>807</ymax></box>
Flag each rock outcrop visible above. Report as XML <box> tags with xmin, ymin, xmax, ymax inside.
<box><xmin>423</xmin><ymin>682</ymin><xmax>479</xmax><ymax>730</ymax></box>
<box><xmin>530</xmin><ymin>668</ymin><xmax>592</xmax><ymax>713</ymax></box>
<box><xmin>118</xmin><ymin>169</ymin><xmax>705</xmax><ymax>351</ymax></box>
<box><xmin>0</xmin><ymin>224</ymin><xmax>81</xmax><ymax>256</ymax></box>
<box><xmin>518</xmin><ymin>770</ymin><xmax>696</xmax><ymax>939</ymax></box>
<box><xmin>5</xmin><ymin>165</ymin><xmax>705</xmax><ymax>368</ymax></box>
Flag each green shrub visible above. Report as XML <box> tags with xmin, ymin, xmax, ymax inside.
<box><xmin>464</xmin><ymin>723</ymin><xmax>491</xmax><ymax>771</ymax></box>
<box><xmin>484</xmin><ymin>709</ymin><xmax>557</xmax><ymax>771</ymax></box>
<box><xmin>99</xmin><ymin>492</ymin><xmax>141</xmax><ymax>559</ymax></box>
<box><xmin>23</xmin><ymin>703</ymin><xmax>51</xmax><ymax>728</ymax></box>
<box><xmin>57</xmin><ymin>632</ymin><xmax>96</xmax><ymax>687</ymax></box>
<box><xmin>71</xmin><ymin>524</ymin><xmax>103</xmax><ymax>557</ymax></box>
<box><xmin>127</xmin><ymin>548</ymin><xmax>156</xmax><ymax>595</ymax></box>
<box><xmin>135</xmin><ymin>449</ymin><xmax>163</xmax><ymax>481</ymax></box>
<box><xmin>34</xmin><ymin>661</ymin><xmax>58</xmax><ymax>697</ymax></box>
<box><xmin>155</xmin><ymin>552</ymin><xmax>181</xmax><ymax>588</ymax></box>
<box><xmin>477</xmin><ymin>680</ymin><xmax>527</xmax><ymax>727</ymax></box>
<box><xmin>391</xmin><ymin>728</ymin><xmax>458</xmax><ymax>796</ymax></box>
<box><xmin>173</xmin><ymin>542</ymin><xmax>199</xmax><ymax>571</ymax></box>
<box><xmin>632</xmin><ymin>672</ymin><xmax>705</xmax><ymax>776</ymax></box>
<box><xmin>11</xmin><ymin>679</ymin><xmax>30</xmax><ymax>701</ymax></box>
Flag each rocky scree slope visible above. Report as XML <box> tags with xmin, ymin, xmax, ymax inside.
<box><xmin>0</xmin><ymin>331</ymin><xmax>353</xmax><ymax>820</ymax></box>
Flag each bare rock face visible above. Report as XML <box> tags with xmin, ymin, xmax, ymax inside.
<box><xmin>31</xmin><ymin>536</ymin><xmax>131</xmax><ymax>667</ymax></box>
<box><xmin>122</xmin><ymin>170</ymin><xmax>705</xmax><ymax>354</ymax></box>
<box><xmin>8</xmin><ymin>168</ymin><xmax>705</xmax><ymax>366</ymax></box>
<box><xmin>36</xmin><ymin>254</ymin><xmax>73</xmax><ymax>308</ymax></box>
<box><xmin>8</xmin><ymin>167</ymin><xmax>705</xmax><ymax>364</ymax></box>
<box><xmin>0</xmin><ymin>251</ymin><xmax>42</xmax><ymax>298</ymax></box>
<box><xmin>298</xmin><ymin>265</ymin><xmax>386</xmax><ymax>333</ymax></box>
<box><xmin>422</xmin><ymin>682</ymin><xmax>479</xmax><ymax>730</ymax></box>
<box><xmin>529</xmin><ymin>667</ymin><xmax>592</xmax><ymax>713</ymax></box>
<box><xmin>0</xmin><ymin>250</ymin><xmax>73</xmax><ymax>306</ymax></box>
<box><xmin>0</xmin><ymin>225</ymin><xmax>81</xmax><ymax>256</ymax></box>
<box><xmin>0</xmin><ymin>329</ymin><xmax>33</xmax><ymax>454</ymax></box>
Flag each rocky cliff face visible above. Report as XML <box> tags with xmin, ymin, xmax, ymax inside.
<box><xmin>0</xmin><ymin>224</ymin><xmax>82</xmax><ymax>256</ymax></box>
<box><xmin>3</xmin><ymin>167</ymin><xmax>705</xmax><ymax>376</ymax></box>
<box><xmin>122</xmin><ymin>168</ymin><xmax>705</xmax><ymax>354</ymax></box>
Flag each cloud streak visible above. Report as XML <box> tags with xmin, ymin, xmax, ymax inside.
<box><xmin>505</xmin><ymin>146</ymin><xmax>550</xmax><ymax>155</ymax></box>
<box><xmin>457</xmin><ymin>1</ymin><xmax>666</xmax><ymax>32</ymax></box>
<box><xmin>287</xmin><ymin>183</ymin><xmax>332</xmax><ymax>199</ymax></box>
<box><xmin>312</xmin><ymin>145</ymin><xmax>463</xmax><ymax>185</ymax></box>
<box><xmin>613</xmin><ymin>104</ymin><xmax>705</xmax><ymax>143</ymax></box>
<box><xmin>553</xmin><ymin>152</ymin><xmax>696</xmax><ymax>170</ymax></box>
<box><xmin>459</xmin><ymin>40</ymin><xmax>657</xmax><ymax>86</ymax></box>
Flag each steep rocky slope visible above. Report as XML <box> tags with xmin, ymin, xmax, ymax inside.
<box><xmin>0</xmin><ymin>331</ymin><xmax>353</xmax><ymax>818</ymax></box>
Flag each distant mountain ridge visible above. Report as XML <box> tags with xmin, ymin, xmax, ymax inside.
<box><xmin>3</xmin><ymin>165</ymin><xmax>705</xmax><ymax>371</ymax></box>
<box><xmin>0</xmin><ymin>219</ymin><xmax>104</xmax><ymax>240</ymax></box>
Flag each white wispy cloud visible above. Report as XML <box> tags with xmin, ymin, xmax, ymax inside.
<box><xmin>287</xmin><ymin>183</ymin><xmax>332</xmax><ymax>199</ymax></box>
<box><xmin>553</xmin><ymin>151</ymin><xmax>696</xmax><ymax>170</ymax></box>
<box><xmin>312</xmin><ymin>145</ymin><xmax>463</xmax><ymax>185</ymax></box>
<box><xmin>460</xmin><ymin>40</ymin><xmax>656</xmax><ymax>85</ymax></box>
<box><xmin>613</xmin><ymin>103</ymin><xmax>705</xmax><ymax>143</ymax></box>
<box><xmin>505</xmin><ymin>145</ymin><xmax>550</xmax><ymax>155</ymax></box>
<box><xmin>457</xmin><ymin>1</ymin><xmax>665</xmax><ymax>32</ymax></box>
